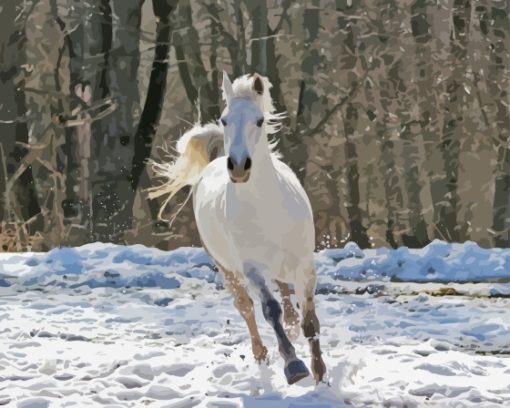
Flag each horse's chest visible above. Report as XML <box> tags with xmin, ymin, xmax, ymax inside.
<box><xmin>224</xmin><ymin>188</ymin><xmax>285</xmax><ymax>236</ymax></box>
<box><xmin>194</xmin><ymin>166</ymin><xmax>312</xmax><ymax>277</ymax></box>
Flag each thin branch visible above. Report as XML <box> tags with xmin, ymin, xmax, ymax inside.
<box><xmin>0</xmin><ymin>116</ymin><xmax>28</xmax><ymax>124</ymax></box>
<box><xmin>272</xmin><ymin>0</ymin><xmax>293</xmax><ymax>34</ymax></box>
<box><xmin>247</xmin><ymin>33</ymin><xmax>289</xmax><ymax>45</ymax></box>
<box><xmin>54</xmin><ymin>98</ymin><xmax>117</xmax><ymax>128</ymax></box>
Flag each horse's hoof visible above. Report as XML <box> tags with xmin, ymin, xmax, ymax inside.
<box><xmin>312</xmin><ymin>358</ymin><xmax>326</xmax><ymax>384</ymax></box>
<box><xmin>253</xmin><ymin>343</ymin><xmax>268</xmax><ymax>363</ymax></box>
<box><xmin>284</xmin><ymin>359</ymin><xmax>310</xmax><ymax>385</ymax></box>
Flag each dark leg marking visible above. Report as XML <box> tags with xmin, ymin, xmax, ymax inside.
<box><xmin>246</xmin><ymin>268</ymin><xmax>309</xmax><ymax>384</ymax></box>
<box><xmin>262</xmin><ymin>294</ymin><xmax>294</xmax><ymax>359</ymax></box>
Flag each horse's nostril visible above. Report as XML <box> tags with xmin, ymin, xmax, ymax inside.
<box><xmin>244</xmin><ymin>157</ymin><xmax>252</xmax><ymax>170</ymax></box>
<box><xmin>227</xmin><ymin>157</ymin><xmax>234</xmax><ymax>170</ymax></box>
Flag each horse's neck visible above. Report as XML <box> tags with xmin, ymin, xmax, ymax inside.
<box><xmin>250</xmin><ymin>136</ymin><xmax>277</xmax><ymax>183</ymax></box>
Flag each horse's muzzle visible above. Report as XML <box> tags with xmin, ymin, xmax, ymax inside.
<box><xmin>227</xmin><ymin>156</ymin><xmax>252</xmax><ymax>183</ymax></box>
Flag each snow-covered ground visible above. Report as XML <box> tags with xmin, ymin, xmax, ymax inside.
<box><xmin>0</xmin><ymin>241</ymin><xmax>509</xmax><ymax>407</ymax></box>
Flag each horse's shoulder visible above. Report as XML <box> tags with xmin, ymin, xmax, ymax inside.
<box><xmin>272</xmin><ymin>158</ymin><xmax>304</xmax><ymax>192</ymax></box>
<box><xmin>272</xmin><ymin>157</ymin><xmax>313</xmax><ymax>216</ymax></box>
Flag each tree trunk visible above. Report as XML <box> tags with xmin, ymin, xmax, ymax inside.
<box><xmin>365</xmin><ymin>1</ymin><xmax>410</xmax><ymax>247</ymax></box>
<box><xmin>243</xmin><ymin>0</ymin><xmax>288</xmax><ymax>151</ymax></box>
<box><xmin>265</xmin><ymin>1</ymin><xmax>293</xmax><ymax>115</ymax></box>
<box><xmin>172</xmin><ymin>3</ymin><xmax>219</xmax><ymax>124</ymax></box>
<box><xmin>293</xmin><ymin>0</ymin><xmax>322</xmax><ymax>184</ymax></box>
<box><xmin>385</xmin><ymin>1</ymin><xmax>430</xmax><ymax>248</ymax></box>
<box><xmin>233</xmin><ymin>1</ymin><xmax>248</xmax><ymax>75</ymax></box>
<box><xmin>342</xmin><ymin>103</ymin><xmax>370</xmax><ymax>248</ymax></box>
<box><xmin>0</xmin><ymin>2</ymin><xmax>41</xmax><ymax>225</ymax></box>
<box><xmin>378</xmin><ymin>119</ymin><xmax>406</xmax><ymax>248</ymax></box>
<box><xmin>62</xmin><ymin>0</ymin><xmax>112</xmax><ymax>242</ymax></box>
<box><xmin>89</xmin><ymin>0</ymin><xmax>145</xmax><ymax>242</ymax></box>
<box><xmin>131</xmin><ymin>0</ymin><xmax>178</xmax><ymax>192</ymax></box>
<box><xmin>335</xmin><ymin>0</ymin><xmax>370</xmax><ymax>248</ymax></box>
<box><xmin>410</xmin><ymin>0</ymin><xmax>438</xmax><ymax>244</ymax></box>
<box><xmin>244</xmin><ymin>1</ymin><xmax>268</xmax><ymax>74</ymax></box>
<box><xmin>493</xmin><ymin>147</ymin><xmax>510</xmax><ymax>247</ymax></box>
<box><xmin>484</xmin><ymin>1</ymin><xmax>510</xmax><ymax>246</ymax></box>
<box><xmin>411</xmin><ymin>0</ymin><xmax>451</xmax><ymax>242</ymax></box>
<box><xmin>400</xmin><ymin>121</ymin><xmax>430</xmax><ymax>247</ymax></box>
<box><xmin>434</xmin><ymin>0</ymin><xmax>471</xmax><ymax>242</ymax></box>
<box><xmin>204</xmin><ymin>2</ymin><xmax>244</xmax><ymax>78</ymax></box>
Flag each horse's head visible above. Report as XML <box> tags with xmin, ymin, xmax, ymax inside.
<box><xmin>221</xmin><ymin>72</ymin><xmax>267</xmax><ymax>183</ymax></box>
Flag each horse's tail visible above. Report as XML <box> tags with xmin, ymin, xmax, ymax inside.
<box><xmin>148</xmin><ymin>123</ymin><xmax>223</xmax><ymax>219</ymax></box>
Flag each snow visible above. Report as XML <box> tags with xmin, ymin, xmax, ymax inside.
<box><xmin>318</xmin><ymin>240</ymin><xmax>510</xmax><ymax>283</ymax></box>
<box><xmin>0</xmin><ymin>241</ymin><xmax>509</xmax><ymax>407</ymax></box>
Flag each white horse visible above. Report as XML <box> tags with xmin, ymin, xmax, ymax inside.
<box><xmin>150</xmin><ymin>72</ymin><xmax>326</xmax><ymax>384</ymax></box>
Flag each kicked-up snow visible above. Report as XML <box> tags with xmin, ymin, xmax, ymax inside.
<box><xmin>0</xmin><ymin>241</ymin><xmax>509</xmax><ymax>407</ymax></box>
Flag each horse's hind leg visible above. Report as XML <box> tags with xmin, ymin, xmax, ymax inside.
<box><xmin>295</xmin><ymin>269</ymin><xmax>326</xmax><ymax>383</ymax></box>
<box><xmin>246</xmin><ymin>268</ymin><xmax>309</xmax><ymax>384</ymax></box>
<box><xmin>221</xmin><ymin>267</ymin><xmax>268</xmax><ymax>362</ymax></box>
<box><xmin>275</xmin><ymin>280</ymin><xmax>300</xmax><ymax>341</ymax></box>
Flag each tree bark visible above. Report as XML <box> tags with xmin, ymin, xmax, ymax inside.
<box><xmin>334</xmin><ymin>0</ymin><xmax>371</xmax><ymax>248</ymax></box>
<box><xmin>483</xmin><ymin>1</ymin><xmax>510</xmax><ymax>247</ymax></box>
<box><xmin>434</xmin><ymin>0</ymin><xmax>471</xmax><ymax>242</ymax></box>
<box><xmin>0</xmin><ymin>2</ymin><xmax>41</xmax><ymax>225</ymax></box>
<box><xmin>244</xmin><ymin>1</ymin><xmax>268</xmax><ymax>75</ymax></box>
<box><xmin>400</xmin><ymin>121</ymin><xmax>430</xmax><ymax>247</ymax></box>
<box><xmin>411</xmin><ymin>0</ymin><xmax>453</xmax><ymax>242</ymax></box>
<box><xmin>172</xmin><ymin>2</ymin><xmax>219</xmax><ymax>124</ymax></box>
<box><xmin>293</xmin><ymin>0</ymin><xmax>322</xmax><ymax>184</ymax></box>
<box><xmin>131</xmin><ymin>0</ymin><xmax>178</xmax><ymax>192</ymax></box>
<box><xmin>89</xmin><ymin>0</ymin><xmax>145</xmax><ymax>242</ymax></box>
<box><xmin>61</xmin><ymin>0</ymin><xmax>112</xmax><ymax>242</ymax></box>
<box><xmin>342</xmin><ymin>103</ymin><xmax>370</xmax><ymax>248</ymax></box>
<box><xmin>204</xmin><ymin>2</ymin><xmax>244</xmax><ymax>78</ymax></box>
<box><xmin>377</xmin><ymin>119</ymin><xmax>406</xmax><ymax>248</ymax></box>
<box><xmin>411</xmin><ymin>0</ymin><xmax>436</xmax><ymax>235</ymax></box>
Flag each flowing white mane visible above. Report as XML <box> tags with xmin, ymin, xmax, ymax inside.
<box><xmin>175</xmin><ymin>122</ymin><xmax>223</xmax><ymax>154</ymax></box>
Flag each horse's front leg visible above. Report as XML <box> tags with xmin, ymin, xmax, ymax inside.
<box><xmin>246</xmin><ymin>268</ymin><xmax>309</xmax><ymax>384</ymax></box>
<box><xmin>275</xmin><ymin>280</ymin><xmax>300</xmax><ymax>341</ymax></box>
<box><xmin>295</xmin><ymin>269</ymin><xmax>326</xmax><ymax>383</ymax></box>
<box><xmin>220</xmin><ymin>267</ymin><xmax>268</xmax><ymax>363</ymax></box>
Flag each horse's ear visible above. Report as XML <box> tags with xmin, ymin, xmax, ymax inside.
<box><xmin>252</xmin><ymin>75</ymin><xmax>264</xmax><ymax>95</ymax></box>
<box><xmin>222</xmin><ymin>71</ymin><xmax>234</xmax><ymax>103</ymax></box>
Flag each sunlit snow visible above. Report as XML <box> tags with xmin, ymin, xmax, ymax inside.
<box><xmin>0</xmin><ymin>241</ymin><xmax>509</xmax><ymax>407</ymax></box>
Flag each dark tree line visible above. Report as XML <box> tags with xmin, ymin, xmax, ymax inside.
<box><xmin>0</xmin><ymin>0</ymin><xmax>508</xmax><ymax>251</ymax></box>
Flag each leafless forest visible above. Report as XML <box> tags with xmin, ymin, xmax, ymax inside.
<box><xmin>0</xmin><ymin>0</ymin><xmax>508</xmax><ymax>251</ymax></box>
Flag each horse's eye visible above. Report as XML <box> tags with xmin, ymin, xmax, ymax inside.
<box><xmin>256</xmin><ymin>117</ymin><xmax>264</xmax><ymax>128</ymax></box>
<box><xmin>221</xmin><ymin>118</ymin><xmax>227</xmax><ymax>126</ymax></box>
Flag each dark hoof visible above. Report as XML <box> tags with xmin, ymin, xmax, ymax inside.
<box><xmin>284</xmin><ymin>359</ymin><xmax>310</xmax><ymax>385</ymax></box>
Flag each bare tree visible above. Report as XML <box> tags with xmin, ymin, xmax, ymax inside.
<box><xmin>131</xmin><ymin>0</ymin><xmax>179</xmax><ymax>193</ymax></box>
<box><xmin>387</xmin><ymin>1</ymin><xmax>429</xmax><ymax>247</ymax></box>
<box><xmin>172</xmin><ymin>2</ymin><xmax>219</xmax><ymax>124</ymax></box>
<box><xmin>433</xmin><ymin>0</ymin><xmax>472</xmax><ymax>242</ymax></box>
<box><xmin>335</xmin><ymin>0</ymin><xmax>371</xmax><ymax>248</ymax></box>
<box><xmin>1</xmin><ymin>0</ymin><xmax>507</xmax><ymax>250</ymax></box>
<box><xmin>58</xmin><ymin>0</ymin><xmax>115</xmax><ymax>242</ymax></box>
<box><xmin>0</xmin><ymin>2</ymin><xmax>41</xmax><ymax>225</ymax></box>
<box><xmin>481</xmin><ymin>0</ymin><xmax>510</xmax><ymax>247</ymax></box>
<box><xmin>293</xmin><ymin>0</ymin><xmax>322</xmax><ymax>184</ymax></box>
<box><xmin>243</xmin><ymin>1</ymin><xmax>268</xmax><ymax>75</ymax></box>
